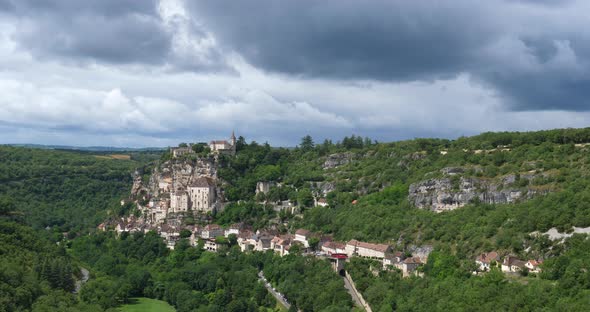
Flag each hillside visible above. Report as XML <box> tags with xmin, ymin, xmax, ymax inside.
<box><xmin>0</xmin><ymin>146</ymin><xmax>160</xmax><ymax>232</ymax></box>
<box><xmin>3</xmin><ymin>128</ymin><xmax>590</xmax><ymax>311</ymax></box>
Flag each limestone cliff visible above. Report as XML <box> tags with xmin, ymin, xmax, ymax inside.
<box><xmin>148</xmin><ymin>157</ymin><xmax>218</xmax><ymax>197</ymax></box>
<box><xmin>408</xmin><ymin>168</ymin><xmax>550</xmax><ymax>212</ymax></box>
<box><xmin>323</xmin><ymin>152</ymin><xmax>354</xmax><ymax>169</ymax></box>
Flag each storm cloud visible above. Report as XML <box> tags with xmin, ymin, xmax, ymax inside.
<box><xmin>0</xmin><ymin>0</ymin><xmax>589</xmax><ymax>147</ymax></box>
<box><xmin>1</xmin><ymin>0</ymin><xmax>228</xmax><ymax>71</ymax></box>
<box><xmin>190</xmin><ymin>0</ymin><xmax>590</xmax><ymax>111</ymax></box>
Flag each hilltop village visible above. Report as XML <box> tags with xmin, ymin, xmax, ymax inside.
<box><xmin>100</xmin><ymin>132</ymin><xmax>545</xmax><ymax>279</ymax></box>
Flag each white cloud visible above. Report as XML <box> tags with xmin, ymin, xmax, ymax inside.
<box><xmin>0</xmin><ymin>1</ymin><xmax>589</xmax><ymax>147</ymax></box>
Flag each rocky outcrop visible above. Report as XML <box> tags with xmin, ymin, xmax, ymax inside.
<box><xmin>131</xmin><ymin>169</ymin><xmax>146</xmax><ymax>198</ymax></box>
<box><xmin>148</xmin><ymin>157</ymin><xmax>217</xmax><ymax>197</ymax></box>
<box><xmin>323</xmin><ymin>152</ymin><xmax>354</xmax><ymax>169</ymax></box>
<box><xmin>310</xmin><ymin>181</ymin><xmax>336</xmax><ymax>197</ymax></box>
<box><xmin>409</xmin><ymin>169</ymin><xmax>548</xmax><ymax>212</ymax></box>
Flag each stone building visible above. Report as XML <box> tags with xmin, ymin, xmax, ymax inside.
<box><xmin>170</xmin><ymin>189</ymin><xmax>189</xmax><ymax>212</ymax></box>
<box><xmin>345</xmin><ymin>239</ymin><xmax>392</xmax><ymax>259</ymax></box>
<box><xmin>188</xmin><ymin>177</ymin><xmax>216</xmax><ymax>212</ymax></box>
<box><xmin>209</xmin><ymin>131</ymin><xmax>237</xmax><ymax>155</ymax></box>
<box><xmin>171</xmin><ymin>146</ymin><xmax>194</xmax><ymax>158</ymax></box>
<box><xmin>475</xmin><ymin>251</ymin><xmax>500</xmax><ymax>271</ymax></box>
<box><xmin>294</xmin><ymin>229</ymin><xmax>311</xmax><ymax>248</ymax></box>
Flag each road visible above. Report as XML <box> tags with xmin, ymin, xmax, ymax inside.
<box><xmin>74</xmin><ymin>267</ymin><xmax>89</xmax><ymax>293</ymax></box>
<box><xmin>342</xmin><ymin>274</ymin><xmax>365</xmax><ymax>309</ymax></box>
<box><xmin>258</xmin><ymin>271</ymin><xmax>291</xmax><ymax>310</ymax></box>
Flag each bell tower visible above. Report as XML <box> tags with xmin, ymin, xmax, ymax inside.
<box><xmin>230</xmin><ymin>130</ymin><xmax>236</xmax><ymax>146</ymax></box>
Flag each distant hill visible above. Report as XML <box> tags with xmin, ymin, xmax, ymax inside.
<box><xmin>3</xmin><ymin>143</ymin><xmax>166</xmax><ymax>152</ymax></box>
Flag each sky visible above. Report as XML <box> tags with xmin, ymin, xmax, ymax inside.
<box><xmin>0</xmin><ymin>0</ymin><xmax>589</xmax><ymax>147</ymax></box>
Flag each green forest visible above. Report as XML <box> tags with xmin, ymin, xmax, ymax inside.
<box><xmin>2</xmin><ymin>127</ymin><xmax>590</xmax><ymax>311</ymax></box>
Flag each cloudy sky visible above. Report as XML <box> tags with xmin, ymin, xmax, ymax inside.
<box><xmin>0</xmin><ymin>0</ymin><xmax>589</xmax><ymax>147</ymax></box>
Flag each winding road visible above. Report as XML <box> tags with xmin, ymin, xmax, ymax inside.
<box><xmin>258</xmin><ymin>271</ymin><xmax>291</xmax><ymax>310</ymax></box>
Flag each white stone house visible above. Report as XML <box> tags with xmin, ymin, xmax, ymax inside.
<box><xmin>383</xmin><ymin>252</ymin><xmax>405</xmax><ymax>270</ymax></box>
<box><xmin>170</xmin><ymin>189</ymin><xmax>189</xmax><ymax>212</ymax></box>
<box><xmin>294</xmin><ymin>229</ymin><xmax>311</xmax><ymax>248</ymax></box>
<box><xmin>475</xmin><ymin>251</ymin><xmax>500</xmax><ymax>271</ymax></box>
<box><xmin>204</xmin><ymin>239</ymin><xmax>220</xmax><ymax>252</ymax></box>
<box><xmin>502</xmin><ymin>256</ymin><xmax>526</xmax><ymax>273</ymax></box>
<box><xmin>346</xmin><ymin>240</ymin><xmax>392</xmax><ymax>259</ymax></box>
<box><xmin>525</xmin><ymin>260</ymin><xmax>543</xmax><ymax>273</ymax></box>
<box><xmin>237</xmin><ymin>230</ymin><xmax>255</xmax><ymax>252</ymax></box>
<box><xmin>253</xmin><ymin>234</ymin><xmax>272</xmax><ymax>251</ymax></box>
<box><xmin>322</xmin><ymin>241</ymin><xmax>347</xmax><ymax>255</ymax></box>
<box><xmin>397</xmin><ymin>257</ymin><xmax>423</xmax><ymax>277</ymax></box>
<box><xmin>188</xmin><ymin>177</ymin><xmax>216</xmax><ymax>212</ymax></box>
<box><xmin>271</xmin><ymin>235</ymin><xmax>292</xmax><ymax>257</ymax></box>
<box><xmin>201</xmin><ymin>224</ymin><xmax>223</xmax><ymax>239</ymax></box>
<box><xmin>224</xmin><ymin>224</ymin><xmax>241</xmax><ymax>237</ymax></box>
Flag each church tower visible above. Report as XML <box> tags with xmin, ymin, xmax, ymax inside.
<box><xmin>230</xmin><ymin>130</ymin><xmax>236</xmax><ymax>146</ymax></box>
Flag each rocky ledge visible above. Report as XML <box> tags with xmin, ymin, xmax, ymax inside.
<box><xmin>408</xmin><ymin>169</ymin><xmax>550</xmax><ymax>212</ymax></box>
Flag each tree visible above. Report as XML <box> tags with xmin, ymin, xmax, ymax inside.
<box><xmin>300</xmin><ymin>135</ymin><xmax>315</xmax><ymax>152</ymax></box>
<box><xmin>0</xmin><ymin>196</ymin><xmax>16</xmax><ymax>216</ymax></box>
<box><xmin>297</xmin><ymin>188</ymin><xmax>314</xmax><ymax>208</ymax></box>
<box><xmin>227</xmin><ymin>234</ymin><xmax>238</xmax><ymax>246</ymax></box>
<box><xmin>308</xmin><ymin>237</ymin><xmax>320</xmax><ymax>251</ymax></box>
<box><xmin>180</xmin><ymin>229</ymin><xmax>192</xmax><ymax>238</ymax></box>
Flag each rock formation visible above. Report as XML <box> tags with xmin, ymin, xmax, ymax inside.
<box><xmin>408</xmin><ymin>168</ymin><xmax>549</xmax><ymax>212</ymax></box>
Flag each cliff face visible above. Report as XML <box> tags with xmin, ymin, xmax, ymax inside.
<box><xmin>323</xmin><ymin>152</ymin><xmax>354</xmax><ymax>169</ymax></box>
<box><xmin>408</xmin><ymin>169</ymin><xmax>549</xmax><ymax>212</ymax></box>
<box><xmin>148</xmin><ymin>157</ymin><xmax>218</xmax><ymax>197</ymax></box>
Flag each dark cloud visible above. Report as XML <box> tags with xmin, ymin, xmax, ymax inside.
<box><xmin>3</xmin><ymin>0</ymin><xmax>228</xmax><ymax>71</ymax></box>
<box><xmin>189</xmin><ymin>0</ymin><xmax>494</xmax><ymax>81</ymax></box>
<box><xmin>4</xmin><ymin>0</ymin><xmax>169</xmax><ymax>64</ymax></box>
<box><xmin>16</xmin><ymin>14</ymin><xmax>171</xmax><ymax>64</ymax></box>
<box><xmin>190</xmin><ymin>0</ymin><xmax>590</xmax><ymax>111</ymax></box>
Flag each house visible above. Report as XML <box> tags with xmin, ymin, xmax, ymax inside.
<box><xmin>170</xmin><ymin>188</ymin><xmax>189</xmax><ymax>212</ymax></box>
<box><xmin>475</xmin><ymin>251</ymin><xmax>500</xmax><ymax>271</ymax></box>
<box><xmin>397</xmin><ymin>257</ymin><xmax>422</xmax><ymax>277</ymax></box>
<box><xmin>253</xmin><ymin>234</ymin><xmax>273</xmax><ymax>251</ymax></box>
<box><xmin>525</xmin><ymin>260</ymin><xmax>543</xmax><ymax>273</ymax></box>
<box><xmin>322</xmin><ymin>241</ymin><xmax>347</xmax><ymax>255</ymax></box>
<box><xmin>204</xmin><ymin>239</ymin><xmax>220</xmax><ymax>252</ymax></box>
<box><xmin>346</xmin><ymin>240</ymin><xmax>392</xmax><ymax>259</ymax></box>
<box><xmin>209</xmin><ymin>131</ymin><xmax>236</xmax><ymax>156</ymax></box>
<box><xmin>225</xmin><ymin>223</ymin><xmax>244</xmax><ymax>237</ymax></box>
<box><xmin>383</xmin><ymin>252</ymin><xmax>405</xmax><ymax>270</ymax></box>
<box><xmin>294</xmin><ymin>229</ymin><xmax>311</xmax><ymax>248</ymax></box>
<box><xmin>188</xmin><ymin>177</ymin><xmax>216</xmax><ymax>212</ymax></box>
<box><xmin>273</xmin><ymin>200</ymin><xmax>298</xmax><ymax>214</ymax></box>
<box><xmin>271</xmin><ymin>235</ymin><xmax>293</xmax><ymax>256</ymax></box>
<box><xmin>201</xmin><ymin>224</ymin><xmax>224</xmax><ymax>239</ymax></box>
<box><xmin>315</xmin><ymin>198</ymin><xmax>329</xmax><ymax>207</ymax></box>
<box><xmin>237</xmin><ymin>230</ymin><xmax>255</xmax><ymax>252</ymax></box>
<box><xmin>502</xmin><ymin>256</ymin><xmax>526</xmax><ymax>273</ymax></box>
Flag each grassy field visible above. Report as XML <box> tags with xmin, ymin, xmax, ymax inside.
<box><xmin>94</xmin><ymin>154</ymin><xmax>132</xmax><ymax>160</ymax></box>
<box><xmin>118</xmin><ymin>298</ymin><xmax>176</xmax><ymax>312</ymax></box>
